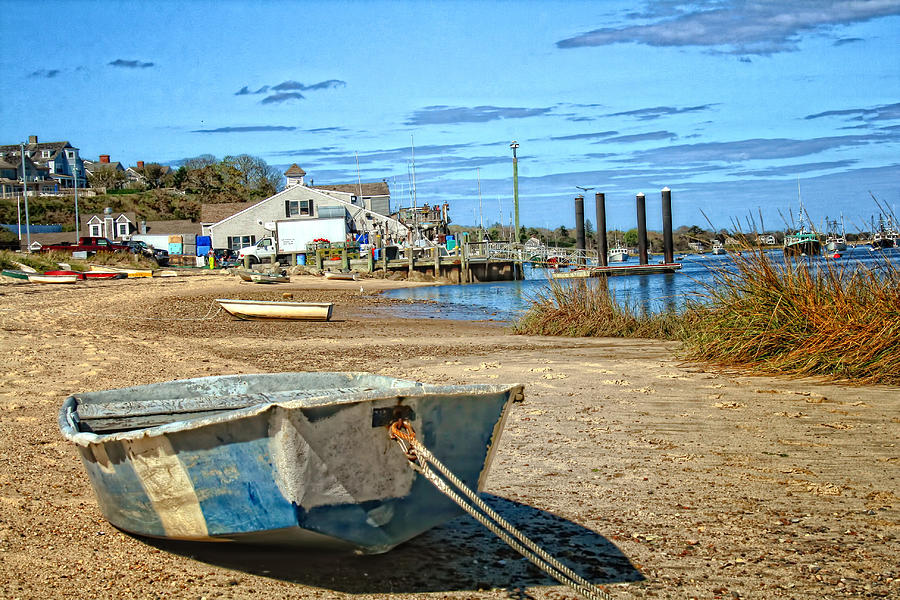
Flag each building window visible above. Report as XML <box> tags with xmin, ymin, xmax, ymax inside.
<box><xmin>285</xmin><ymin>199</ymin><xmax>313</xmax><ymax>217</ymax></box>
<box><xmin>227</xmin><ymin>235</ymin><xmax>255</xmax><ymax>250</ymax></box>
<box><xmin>89</xmin><ymin>223</ymin><xmax>101</xmax><ymax>237</ymax></box>
<box><xmin>117</xmin><ymin>222</ymin><xmax>129</xmax><ymax>238</ymax></box>
<box><xmin>42</xmin><ymin>150</ymin><xmax>51</xmax><ymax>158</ymax></box>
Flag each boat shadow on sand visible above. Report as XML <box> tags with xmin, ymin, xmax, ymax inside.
<box><xmin>143</xmin><ymin>493</ymin><xmax>642</xmax><ymax>594</ymax></box>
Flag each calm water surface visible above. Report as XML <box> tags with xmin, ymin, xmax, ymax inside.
<box><xmin>381</xmin><ymin>246</ymin><xmax>897</xmax><ymax>322</ymax></box>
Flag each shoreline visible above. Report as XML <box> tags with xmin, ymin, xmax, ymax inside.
<box><xmin>0</xmin><ymin>273</ymin><xmax>897</xmax><ymax>599</ymax></box>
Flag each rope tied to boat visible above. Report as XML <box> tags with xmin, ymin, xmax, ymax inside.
<box><xmin>389</xmin><ymin>418</ymin><xmax>614</xmax><ymax>600</ymax></box>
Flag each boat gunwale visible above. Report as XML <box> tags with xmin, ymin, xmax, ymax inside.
<box><xmin>60</xmin><ymin>372</ymin><xmax>523</xmax><ymax>447</ymax></box>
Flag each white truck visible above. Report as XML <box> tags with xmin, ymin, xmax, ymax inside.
<box><xmin>237</xmin><ymin>218</ymin><xmax>347</xmax><ymax>264</ymax></box>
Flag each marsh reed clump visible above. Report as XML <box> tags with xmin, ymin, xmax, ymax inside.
<box><xmin>512</xmin><ymin>277</ymin><xmax>686</xmax><ymax>339</ymax></box>
<box><xmin>514</xmin><ymin>250</ymin><xmax>899</xmax><ymax>385</ymax></box>
<box><xmin>680</xmin><ymin>249</ymin><xmax>899</xmax><ymax>385</ymax></box>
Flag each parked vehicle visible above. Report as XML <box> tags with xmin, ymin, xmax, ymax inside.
<box><xmin>123</xmin><ymin>240</ymin><xmax>169</xmax><ymax>265</ymax></box>
<box><xmin>238</xmin><ymin>218</ymin><xmax>347</xmax><ymax>264</ymax></box>
<box><xmin>40</xmin><ymin>236</ymin><xmax>130</xmax><ymax>255</ymax></box>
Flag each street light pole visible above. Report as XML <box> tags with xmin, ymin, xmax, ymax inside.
<box><xmin>510</xmin><ymin>141</ymin><xmax>519</xmax><ymax>243</ymax></box>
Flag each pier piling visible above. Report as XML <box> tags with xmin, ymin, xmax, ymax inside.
<box><xmin>595</xmin><ymin>192</ymin><xmax>608</xmax><ymax>267</ymax></box>
<box><xmin>636</xmin><ymin>193</ymin><xmax>648</xmax><ymax>265</ymax></box>
<box><xmin>661</xmin><ymin>187</ymin><xmax>674</xmax><ymax>264</ymax></box>
<box><xmin>575</xmin><ymin>194</ymin><xmax>586</xmax><ymax>265</ymax></box>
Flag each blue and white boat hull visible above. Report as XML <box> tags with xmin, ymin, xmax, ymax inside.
<box><xmin>59</xmin><ymin>372</ymin><xmax>523</xmax><ymax>553</ymax></box>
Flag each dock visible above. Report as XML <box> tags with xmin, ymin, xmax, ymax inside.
<box><xmin>552</xmin><ymin>263</ymin><xmax>683</xmax><ymax>278</ymax></box>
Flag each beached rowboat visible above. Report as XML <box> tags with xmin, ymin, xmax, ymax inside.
<box><xmin>28</xmin><ymin>273</ymin><xmax>79</xmax><ymax>284</ymax></box>
<box><xmin>59</xmin><ymin>372</ymin><xmax>522</xmax><ymax>553</ymax></box>
<box><xmin>216</xmin><ymin>298</ymin><xmax>334</xmax><ymax>321</ymax></box>
<box><xmin>250</xmin><ymin>272</ymin><xmax>290</xmax><ymax>284</ymax></box>
<box><xmin>324</xmin><ymin>271</ymin><xmax>359</xmax><ymax>281</ymax></box>
<box><xmin>1</xmin><ymin>269</ymin><xmax>31</xmax><ymax>280</ymax></box>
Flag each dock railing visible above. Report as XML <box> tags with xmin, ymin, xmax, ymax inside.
<box><xmin>465</xmin><ymin>241</ymin><xmax>599</xmax><ymax>265</ymax></box>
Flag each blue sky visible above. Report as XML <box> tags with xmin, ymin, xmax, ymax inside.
<box><xmin>2</xmin><ymin>0</ymin><xmax>899</xmax><ymax>231</ymax></box>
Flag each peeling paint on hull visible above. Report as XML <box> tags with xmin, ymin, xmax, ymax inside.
<box><xmin>60</xmin><ymin>372</ymin><xmax>522</xmax><ymax>553</ymax></box>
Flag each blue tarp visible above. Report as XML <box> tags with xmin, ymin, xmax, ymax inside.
<box><xmin>1</xmin><ymin>223</ymin><xmax>62</xmax><ymax>234</ymax></box>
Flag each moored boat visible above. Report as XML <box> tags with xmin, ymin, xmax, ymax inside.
<box><xmin>870</xmin><ymin>215</ymin><xmax>898</xmax><ymax>250</ymax></box>
<box><xmin>607</xmin><ymin>245</ymin><xmax>628</xmax><ymax>262</ymax></box>
<box><xmin>59</xmin><ymin>372</ymin><xmax>522</xmax><ymax>553</ymax></box>
<box><xmin>216</xmin><ymin>298</ymin><xmax>333</xmax><ymax>321</ymax></box>
<box><xmin>824</xmin><ymin>216</ymin><xmax>847</xmax><ymax>252</ymax></box>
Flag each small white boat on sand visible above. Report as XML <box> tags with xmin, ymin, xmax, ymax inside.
<box><xmin>28</xmin><ymin>273</ymin><xmax>79</xmax><ymax>284</ymax></box>
<box><xmin>324</xmin><ymin>270</ymin><xmax>359</xmax><ymax>281</ymax></box>
<box><xmin>217</xmin><ymin>298</ymin><xmax>333</xmax><ymax>321</ymax></box>
<box><xmin>250</xmin><ymin>272</ymin><xmax>290</xmax><ymax>284</ymax></box>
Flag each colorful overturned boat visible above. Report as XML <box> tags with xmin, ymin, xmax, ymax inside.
<box><xmin>216</xmin><ymin>298</ymin><xmax>334</xmax><ymax>321</ymax></box>
<box><xmin>59</xmin><ymin>372</ymin><xmax>522</xmax><ymax>553</ymax></box>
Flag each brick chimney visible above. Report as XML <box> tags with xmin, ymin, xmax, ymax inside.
<box><xmin>137</xmin><ymin>161</ymin><xmax>144</xmax><ymax>169</ymax></box>
<box><xmin>28</xmin><ymin>135</ymin><xmax>38</xmax><ymax>144</ymax></box>
<box><xmin>100</xmin><ymin>155</ymin><xmax>110</xmax><ymax>163</ymax></box>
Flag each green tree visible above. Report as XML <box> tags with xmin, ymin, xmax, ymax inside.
<box><xmin>222</xmin><ymin>154</ymin><xmax>282</xmax><ymax>197</ymax></box>
<box><xmin>624</xmin><ymin>228</ymin><xmax>639</xmax><ymax>247</ymax></box>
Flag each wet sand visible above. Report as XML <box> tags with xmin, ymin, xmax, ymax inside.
<box><xmin>0</xmin><ymin>272</ymin><xmax>897</xmax><ymax>599</ymax></box>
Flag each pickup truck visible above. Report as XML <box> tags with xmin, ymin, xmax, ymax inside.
<box><xmin>40</xmin><ymin>236</ymin><xmax>131</xmax><ymax>255</ymax></box>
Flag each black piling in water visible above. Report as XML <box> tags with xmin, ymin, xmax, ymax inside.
<box><xmin>574</xmin><ymin>194</ymin><xmax>586</xmax><ymax>264</ymax></box>
<box><xmin>661</xmin><ymin>187</ymin><xmax>674</xmax><ymax>264</ymax></box>
<box><xmin>636</xmin><ymin>192</ymin><xmax>648</xmax><ymax>265</ymax></box>
<box><xmin>595</xmin><ymin>192</ymin><xmax>608</xmax><ymax>267</ymax></box>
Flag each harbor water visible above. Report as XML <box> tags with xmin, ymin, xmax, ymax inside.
<box><xmin>381</xmin><ymin>246</ymin><xmax>897</xmax><ymax>322</ymax></box>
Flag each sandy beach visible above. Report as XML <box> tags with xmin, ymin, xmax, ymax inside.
<box><xmin>0</xmin><ymin>272</ymin><xmax>897</xmax><ymax>599</ymax></box>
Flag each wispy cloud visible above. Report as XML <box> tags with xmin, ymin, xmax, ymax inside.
<box><xmin>192</xmin><ymin>125</ymin><xmax>297</xmax><ymax>134</ymax></box>
<box><xmin>271</xmin><ymin>79</ymin><xmax>346</xmax><ymax>91</ymax></box>
<box><xmin>629</xmin><ymin>133</ymin><xmax>891</xmax><ymax>165</ymax></box>
<box><xmin>731</xmin><ymin>159</ymin><xmax>859</xmax><ymax>177</ymax></box>
<box><xmin>261</xmin><ymin>92</ymin><xmax>305</xmax><ymax>105</ymax></box>
<box><xmin>550</xmin><ymin>131</ymin><xmax>619</xmax><ymax>141</ymax></box>
<box><xmin>235</xmin><ymin>79</ymin><xmax>346</xmax><ymax>103</ymax></box>
<box><xmin>235</xmin><ymin>85</ymin><xmax>270</xmax><ymax>96</ymax></box>
<box><xmin>109</xmin><ymin>59</ymin><xmax>154</xmax><ymax>68</ymax></box>
<box><xmin>556</xmin><ymin>1</ymin><xmax>900</xmax><ymax>55</ymax></box>
<box><xmin>608</xmin><ymin>105</ymin><xmax>716</xmax><ymax>121</ymax></box>
<box><xmin>604</xmin><ymin>131</ymin><xmax>678</xmax><ymax>143</ymax></box>
<box><xmin>805</xmin><ymin>102</ymin><xmax>900</xmax><ymax>123</ymax></box>
<box><xmin>29</xmin><ymin>69</ymin><xmax>60</xmax><ymax>78</ymax></box>
<box><xmin>406</xmin><ymin>105</ymin><xmax>553</xmax><ymax>125</ymax></box>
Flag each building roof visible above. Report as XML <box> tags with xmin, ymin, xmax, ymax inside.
<box><xmin>313</xmin><ymin>181</ymin><xmax>390</xmax><ymax>197</ymax></box>
<box><xmin>284</xmin><ymin>164</ymin><xmax>306</xmax><ymax>176</ymax></box>
<box><xmin>200</xmin><ymin>202</ymin><xmax>253</xmax><ymax>224</ymax></box>
<box><xmin>84</xmin><ymin>161</ymin><xmax>125</xmax><ymax>173</ymax></box>
<box><xmin>142</xmin><ymin>219</ymin><xmax>201</xmax><ymax>235</ymax></box>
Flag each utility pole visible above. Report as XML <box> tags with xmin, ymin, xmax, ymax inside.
<box><xmin>20</xmin><ymin>142</ymin><xmax>31</xmax><ymax>250</ymax></box>
<box><xmin>72</xmin><ymin>152</ymin><xmax>80</xmax><ymax>239</ymax></box>
<box><xmin>510</xmin><ymin>141</ymin><xmax>519</xmax><ymax>244</ymax></box>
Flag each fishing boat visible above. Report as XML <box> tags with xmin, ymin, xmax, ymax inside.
<box><xmin>607</xmin><ymin>245</ymin><xmax>628</xmax><ymax>263</ymax></box>
<box><xmin>784</xmin><ymin>183</ymin><xmax>822</xmax><ymax>257</ymax></box>
<box><xmin>324</xmin><ymin>270</ymin><xmax>359</xmax><ymax>281</ymax></box>
<box><xmin>711</xmin><ymin>240</ymin><xmax>726</xmax><ymax>255</ymax></box>
<box><xmin>870</xmin><ymin>215</ymin><xmax>898</xmax><ymax>250</ymax></box>
<box><xmin>250</xmin><ymin>271</ymin><xmax>290</xmax><ymax>284</ymax></box>
<box><xmin>216</xmin><ymin>298</ymin><xmax>333</xmax><ymax>321</ymax></box>
<box><xmin>28</xmin><ymin>273</ymin><xmax>79</xmax><ymax>284</ymax></box>
<box><xmin>59</xmin><ymin>372</ymin><xmax>522</xmax><ymax>553</ymax></box>
<box><xmin>824</xmin><ymin>216</ymin><xmax>847</xmax><ymax>252</ymax></box>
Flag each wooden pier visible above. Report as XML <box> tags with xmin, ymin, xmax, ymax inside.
<box><xmin>552</xmin><ymin>263</ymin><xmax>683</xmax><ymax>279</ymax></box>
